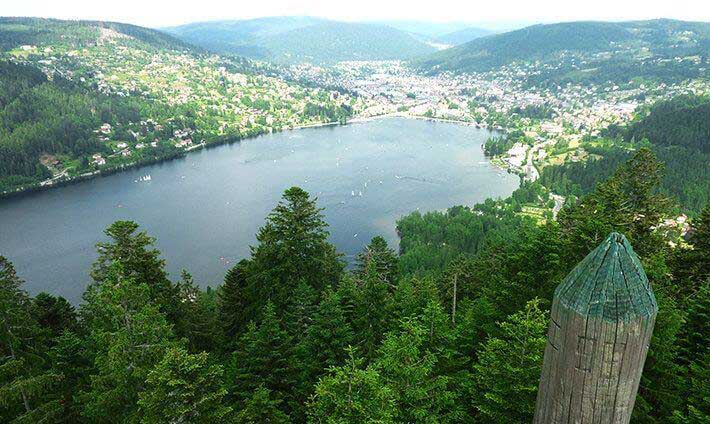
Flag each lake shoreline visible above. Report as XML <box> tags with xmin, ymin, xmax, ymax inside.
<box><xmin>1</xmin><ymin>118</ymin><xmax>519</xmax><ymax>303</ymax></box>
<box><xmin>0</xmin><ymin>113</ymin><xmax>495</xmax><ymax>201</ymax></box>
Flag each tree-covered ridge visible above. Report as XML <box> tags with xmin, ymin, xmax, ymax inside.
<box><xmin>165</xmin><ymin>17</ymin><xmax>437</xmax><ymax>64</ymax></box>
<box><xmin>415</xmin><ymin>19</ymin><xmax>710</xmax><ymax>84</ymax></box>
<box><xmin>539</xmin><ymin>94</ymin><xmax>710</xmax><ymax>214</ymax></box>
<box><xmin>1</xmin><ymin>150</ymin><xmax>707</xmax><ymax>422</ymax></box>
<box><xmin>0</xmin><ymin>17</ymin><xmax>195</xmax><ymax>52</ymax></box>
<box><xmin>0</xmin><ymin>18</ymin><xmax>357</xmax><ymax>194</ymax></box>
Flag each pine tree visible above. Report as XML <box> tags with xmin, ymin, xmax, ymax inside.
<box><xmin>90</xmin><ymin>221</ymin><xmax>182</xmax><ymax>329</ymax></box>
<box><xmin>282</xmin><ymin>280</ymin><xmax>318</xmax><ymax>341</ymax></box>
<box><xmin>374</xmin><ymin>318</ymin><xmax>461</xmax><ymax>423</ymax></box>
<box><xmin>177</xmin><ymin>271</ymin><xmax>219</xmax><ymax>353</ymax></box>
<box><xmin>227</xmin><ymin>303</ymin><xmax>295</xmax><ymax>416</ymax></box>
<box><xmin>249</xmin><ymin>187</ymin><xmax>344</xmax><ymax>309</ymax></box>
<box><xmin>30</xmin><ymin>292</ymin><xmax>77</xmax><ymax>342</ymax></box>
<box><xmin>559</xmin><ymin>148</ymin><xmax>670</xmax><ymax>260</ymax></box>
<box><xmin>79</xmin><ymin>265</ymin><xmax>177</xmax><ymax>423</ymax></box>
<box><xmin>138</xmin><ymin>347</ymin><xmax>231</xmax><ymax>423</ymax></box>
<box><xmin>633</xmin><ymin>287</ymin><xmax>686</xmax><ymax>422</ymax></box>
<box><xmin>234</xmin><ymin>384</ymin><xmax>290</xmax><ymax>424</ymax></box>
<box><xmin>441</xmin><ymin>255</ymin><xmax>476</xmax><ymax>324</ymax></box>
<box><xmin>471</xmin><ymin>298</ymin><xmax>548</xmax><ymax>423</ymax></box>
<box><xmin>218</xmin><ymin>259</ymin><xmax>251</xmax><ymax>350</ymax></box>
<box><xmin>354</xmin><ymin>236</ymin><xmax>399</xmax><ymax>288</ymax></box>
<box><xmin>307</xmin><ymin>347</ymin><xmax>396</xmax><ymax>423</ymax></box>
<box><xmin>670</xmin><ymin>206</ymin><xmax>710</xmax><ymax>299</ymax></box>
<box><xmin>353</xmin><ymin>265</ymin><xmax>393</xmax><ymax>361</ymax></box>
<box><xmin>0</xmin><ymin>257</ymin><xmax>62</xmax><ymax>423</ymax></box>
<box><xmin>300</xmin><ymin>288</ymin><xmax>355</xmax><ymax>384</ymax></box>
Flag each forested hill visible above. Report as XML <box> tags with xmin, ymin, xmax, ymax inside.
<box><xmin>0</xmin><ymin>17</ymin><xmax>195</xmax><ymax>52</ymax></box>
<box><xmin>164</xmin><ymin>17</ymin><xmax>438</xmax><ymax>64</ymax></box>
<box><xmin>415</xmin><ymin>19</ymin><xmax>710</xmax><ymax>76</ymax></box>
<box><xmin>0</xmin><ymin>17</ymin><xmax>355</xmax><ymax>194</ymax></box>
<box><xmin>540</xmin><ymin>95</ymin><xmax>710</xmax><ymax>214</ymax></box>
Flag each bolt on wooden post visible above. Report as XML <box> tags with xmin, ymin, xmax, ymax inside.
<box><xmin>534</xmin><ymin>233</ymin><xmax>657</xmax><ymax>424</ymax></box>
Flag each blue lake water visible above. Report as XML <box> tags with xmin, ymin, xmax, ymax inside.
<box><xmin>0</xmin><ymin>118</ymin><xmax>519</xmax><ymax>303</ymax></box>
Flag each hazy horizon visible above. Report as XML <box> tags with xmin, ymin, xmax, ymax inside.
<box><xmin>3</xmin><ymin>0</ymin><xmax>709</xmax><ymax>28</ymax></box>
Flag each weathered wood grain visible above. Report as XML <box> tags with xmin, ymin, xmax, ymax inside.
<box><xmin>534</xmin><ymin>233</ymin><xmax>657</xmax><ymax>424</ymax></box>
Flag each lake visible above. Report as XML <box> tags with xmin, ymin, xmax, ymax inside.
<box><xmin>0</xmin><ymin>118</ymin><xmax>519</xmax><ymax>303</ymax></box>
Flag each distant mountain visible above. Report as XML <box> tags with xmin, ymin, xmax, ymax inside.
<box><xmin>165</xmin><ymin>17</ymin><xmax>437</xmax><ymax>64</ymax></box>
<box><xmin>415</xmin><ymin>19</ymin><xmax>710</xmax><ymax>74</ymax></box>
<box><xmin>0</xmin><ymin>17</ymin><xmax>195</xmax><ymax>52</ymax></box>
<box><xmin>435</xmin><ymin>27</ymin><xmax>494</xmax><ymax>46</ymax></box>
<box><xmin>372</xmin><ymin>20</ymin><xmax>474</xmax><ymax>38</ymax></box>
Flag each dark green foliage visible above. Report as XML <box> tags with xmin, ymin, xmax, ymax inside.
<box><xmin>307</xmin><ymin>348</ymin><xmax>396</xmax><ymax>423</ymax></box>
<box><xmin>247</xmin><ymin>187</ymin><xmax>343</xmax><ymax>311</ymax></box>
<box><xmin>670</xmin><ymin>206</ymin><xmax>710</xmax><ymax>298</ymax></box>
<box><xmin>471</xmin><ymin>299</ymin><xmax>548</xmax><ymax>423</ymax></box>
<box><xmin>138</xmin><ymin>347</ymin><xmax>231</xmax><ymax>423</ymax></box>
<box><xmin>31</xmin><ymin>292</ymin><xmax>77</xmax><ymax>342</ymax></box>
<box><xmin>1</xmin><ymin>167</ymin><xmax>707</xmax><ymax>423</ymax></box>
<box><xmin>484</xmin><ymin>136</ymin><xmax>517</xmax><ymax>156</ymax></box>
<box><xmin>79</xmin><ymin>266</ymin><xmax>177</xmax><ymax>422</ymax></box>
<box><xmin>558</xmin><ymin>148</ymin><xmax>671</xmax><ymax>260</ymax></box>
<box><xmin>375</xmin><ymin>319</ymin><xmax>461</xmax><ymax>422</ymax></box>
<box><xmin>218</xmin><ymin>259</ymin><xmax>251</xmax><ymax>350</ymax></box>
<box><xmin>541</xmin><ymin>95</ymin><xmax>710</xmax><ymax>214</ymax></box>
<box><xmin>177</xmin><ymin>272</ymin><xmax>220</xmax><ymax>353</ymax></box>
<box><xmin>0</xmin><ymin>257</ymin><xmax>62</xmax><ymax>423</ymax></box>
<box><xmin>0</xmin><ymin>60</ymin><xmax>147</xmax><ymax>191</ymax></box>
<box><xmin>91</xmin><ymin>220</ymin><xmax>184</xmax><ymax>330</ymax></box>
<box><xmin>352</xmin><ymin>266</ymin><xmax>394</xmax><ymax>361</ymax></box>
<box><xmin>354</xmin><ymin>236</ymin><xmax>399</xmax><ymax>288</ymax></box>
<box><xmin>626</xmin><ymin>95</ymin><xmax>710</xmax><ymax>153</ymax></box>
<box><xmin>227</xmin><ymin>303</ymin><xmax>296</xmax><ymax>416</ymax></box>
<box><xmin>633</xmin><ymin>286</ymin><xmax>685</xmax><ymax>422</ymax></box>
<box><xmin>235</xmin><ymin>385</ymin><xmax>290</xmax><ymax>424</ymax></box>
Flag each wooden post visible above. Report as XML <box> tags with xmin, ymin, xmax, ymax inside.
<box><xmin>534</xmin><ymin>233</ymin><xmax>657</xmax><ymax>424</ymax></box>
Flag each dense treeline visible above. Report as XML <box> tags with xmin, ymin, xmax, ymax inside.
<box><xmin>626</xmin><ymin>94</ymin><xmax>710</xmax><ymax>152</ymax></box>
<box><xmin>540</xmin><ymin>95</ymin><xmax>710</xmax><ymax>214</ymax></box>
<box><xmin>1</xmin><ymin>149</ymin><xmax>708</xmax><ymax>422</ymax></box>
<box><xmin>483</xmin><ymin>135</ymin><xmax>517</xmax><ymax>156</ymax></box>
<box><xmin>0</xmin><ymin>61</ymin><xmax>145</xmax><ymax>191</ymax></box>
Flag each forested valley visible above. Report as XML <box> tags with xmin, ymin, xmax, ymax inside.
<box><xmin>2</xmin><ymin>148</ymin><xmax>708</xmax><ymax>423</ymax></box>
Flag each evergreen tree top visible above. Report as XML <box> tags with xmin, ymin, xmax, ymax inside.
<box><xmin>555</xmin><ymin>232</ymin><xmax>658</xmax><ymax>322</ymax></box>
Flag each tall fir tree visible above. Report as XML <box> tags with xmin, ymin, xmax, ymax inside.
<box><xmin>90</xmin><ymin>221</ymin><xmax>183</xmax><ymax>330</ymax></box>
<box><xmin>234</xmin><ymin>384</ymin><xmax>290</xmax><ymax>424</ymax></box>
<box><xmin>79</xmin><ymin>265</ymin><xmax>177</xmax><ymax>423</ymax></box>
<box><xmin>227</xmin><ymin>303</ymin><xmax>295</xmax><ymax>417</ymax></box>
<box><xmin>218</xmin><ymin>259</ymin><xmax>251</xmax><ymax>351</ymax></box>
<box><xmin>559</xmin><ymin>148</ymin><xmax>670</xmax><ymax>261</ymax></box>
<box><xmin>353</xmin><ymin>265</ymin><xmax>393</xmax><ymax>361</ymax></box>
<box><xmin>354</xmin><ymin>236</ymin><xmax>399</xmax><ymax>289</ymax></box>
<box><xmin>248</xmin><ymin>187</ymin><xmax>343</xmax><ymax>309</ymax></box>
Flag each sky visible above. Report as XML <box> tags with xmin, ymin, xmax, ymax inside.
<box><xmin>2</xmin><ymin>0</ymin><xmax>709</xmax><ymax>29</ymax></box>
